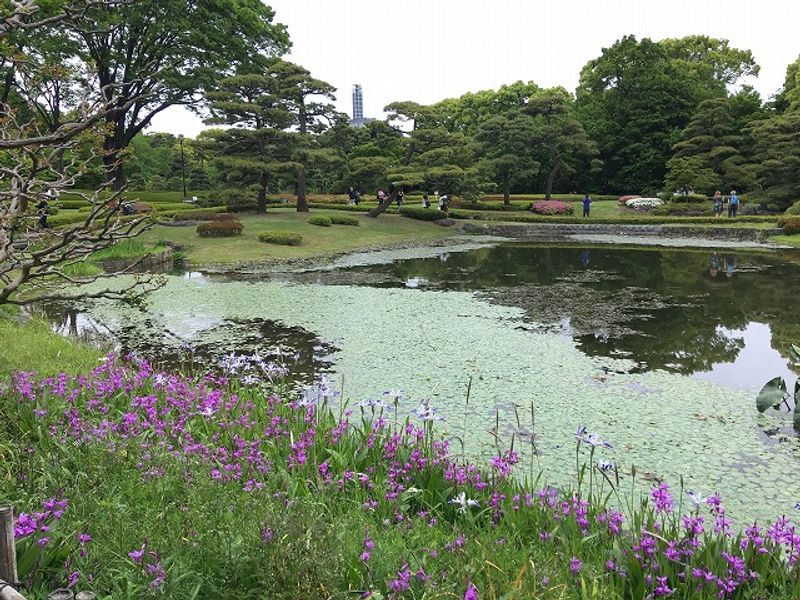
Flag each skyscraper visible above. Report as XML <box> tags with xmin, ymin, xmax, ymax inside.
<box><xmin>352</xmin><ymin>84</ymin><xmax>364</xmax><ymax>121</ymax></box>
<box><xmin>349</xmin><ymin>83</ymin><xmax>373</xmax><ymax>128</ymax></box>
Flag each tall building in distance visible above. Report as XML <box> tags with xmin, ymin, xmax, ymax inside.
<box><xmin>349</xmin><ymin>83</ymin><xmax>374</xmax><ymax>128</ymax></box>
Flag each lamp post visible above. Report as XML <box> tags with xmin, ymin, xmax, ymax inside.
<box><xmin>178</xmin><ymin>134</ymin><xmax>187</xmax><ymax>198</ymax></box>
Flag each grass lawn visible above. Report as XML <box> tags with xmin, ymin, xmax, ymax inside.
<box><xmin>0</xmin><ymin>316</ymin><xmax>101</xmax><ymax>378</ymax></box>
<box><xmin>770</xmin><ymin>234</ymin><xmax>800</xmax><ymax>247</ymax></box>
<box><xmin>141</xmin><ymin>209</ymin><xmax>459</xmax><ymax>265</ymax></box>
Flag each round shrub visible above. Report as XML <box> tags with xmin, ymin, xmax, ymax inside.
<box><xmin>653</xmin><ymin>203</ymin><xmax>712</xmax><ymax>217</ymax></box>
<box><xmin>328</xmin><ymin>214</ymin><xmax>360</xmax><ymax>226</ymax></box>
<box><xmin>785</xmin><ymin>201</ymin><xmax>800</xmax><ymax>216</ymax></box>
<box><xmin>196</xmin><ymin>219</ymin><xmax>243</xmax><ymax>237</ymax></box>
<box><xmin>212</xmin><ymin>212</ymin><xmax>238</xmax><ymax>222</ymax></box>
<box><xmin>530</xmin><ymin>200</ymin><xmax>574</xmax><ymax>215</ymax></box>
<box><xmin>781</xmin><ymin>218</ymin><xmax>800</xmax><ymax>235</ymax></box>
<box><xmin>308</xmin><ymin>216</ymin><xmax>332</xmax><ymax>227</ymax></box>
<box><xmin>399</xmin><ymin>206</ymin><xmax>448</xmax><ymax>221</ymax></box>
<box><xmin>258</xmin><ymin>231</ymin><xmax>303</xmax><ymax>246</ymax></box>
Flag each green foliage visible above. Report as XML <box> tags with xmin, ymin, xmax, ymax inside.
<box><xmin>653</xmin><ymin>203</ymin><xmax>713</xmax><ymax>217</ymax></box>
<box><xmin>258</xmin><ymin>231</ymin><xmax>303</xmax><ymax>246</ymax></box>
<box><xmin>173</xmin><ymin>207</ymin><xmax>228</xmax><ymax>220</ymax></box>
<box><xmin>327</xmin><ymin>215</ymin><xmax>360</xmax><ymax>226</ymax></box>
<box><xmin>785</xmin><ymin>201</ymin><xmax>800</xmax><ymax>215</ymax></box>
<box><xmin>399</xmin><ymin>206</ymin><xmax>447</xmax><ymax>221</ymax></box>
<box><xmin>196</xmin><ymin>219</ymin><xmax>244</xmax><ymax>237</ymax></box>
<box><xmin>664</xmin><ymin>156</ymin><xmax>719</xmax><ymax>196</ymax></box>
<box><xmin>748</xmin><ymin>109</ymin><xmax>800</xmax><ymax>211</ymax></box>
<box><xmin>307</xmin><ymin>215</ymin><xmax>332</xmax><ymax>227</ymax></box>
<box><xmin>781</xmin><ymin>218</ymin><xmax>800</xmax><ymax>235</ymax></box>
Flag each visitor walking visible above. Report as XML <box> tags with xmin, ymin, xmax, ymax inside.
<box><xmin>713</xmin><ymin>191</ymin><xmax>724</xmax><ymax>217</ymax></box>
<box><xmin>727</xmin><ymin>190</ymin><xmax>739</xmax><ymax>218</ymax></box>
<box><xmin>348</xmin><ymin>187</ymin><xmax>357</xmax><ymax>205</ymax></box>
<box><xmin>36</xmin><ymin>196</ymin><xmax>49</xmax><ymax>228</ymax></box>
<box><xmin>438</xmin><ymin>194</ymin><xmax>448</xmax><ymax>211</ymax></box>
<box><xmin>377</xmin><ymin>189</ymin><xmax>386</xmax><ymax>204</ymax></box>
<box><xmin>354</xmin><ymin>190</ymin><xmax>361</xmax><ymax>205</ymax></box>
<box><xmin>582</xmin><ymin>194</ymin><xmax>592</xmax><ymax>217</ymax></box>
<box><xmin>395</xmin><ymin>189</ymin><xmax>404</xmax><ymax>208</ymax></box>
<box><xmin>422</xmin><ymin>193</ymin><xmax>430</xmax><ymax>208</ymax></box>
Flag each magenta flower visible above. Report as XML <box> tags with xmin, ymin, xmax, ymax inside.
<box><xmin>569</xmin><ymin>556</ymin><xmax>582</xmax><ymax>575</ymax></box>
<box><xmin>464</xmin><ymin>580</ymin><xmax>479</xmax><ymax>600</ymax></box>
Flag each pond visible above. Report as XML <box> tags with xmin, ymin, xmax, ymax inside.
<box><xmin>42</xmin><ymin>243</ymin><xmax>800</xmax><ymax>522</ymax></box>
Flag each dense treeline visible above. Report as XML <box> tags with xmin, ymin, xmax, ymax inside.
<box><xmin>4</xmin><ymin>5</ymin><xmax>798</xmax><ymax>211</ymax></box>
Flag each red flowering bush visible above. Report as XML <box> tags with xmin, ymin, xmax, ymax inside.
<box><xmin>530</xmin><ymin>200</ymin><xmax>574</xmax><ymax>215</ymax></box>
<box><xmin>618</xmin><ymin>195</ymin><xmax>641</xmax><ymax>205</ymax></box>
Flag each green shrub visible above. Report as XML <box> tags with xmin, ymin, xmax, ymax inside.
<box><xmin>328</xmin><ymin>214</ymin><xmax>359</xmax><ymax>226</ymax></box>
<box><xmin>57</xmin><ymin>199</ymin><xmax>90</xmax><ymax>210</ymax></box>
<box><xmin>781</xmin><ymin>218</ymin><xmax>800</xmax><ymax>235</ymax></box>
<box><xmin>173</xmin><ymin>207</ymin><xmax>227</xmax><ymax>221</ymax></box>
<box><xmin>227</xmin><ymin>201</ymin><xmax>259</xmax><ymax>213</ymax></box>
<box><xmin>308</xmin><ymin>215</ymin><xmax>332</xmax><ymax>227</ymax></box>
<box><xmin>654</xmin><ymin>203</ymin><xmax>713</xmax><ymax>216</ymax></box>
<box><xmin>307</xmin><ymin>203</ymin><xmax>372</xmax><ymax>213</ymax></box>
<box><xmin>672</xmin><ymin>193</ymin><xmax>709</xmax><ymax>203</ymax></box>
<box><xmin>212</xmin><ymin>212</ymin><xmax>238</xmax><ymax>222</ymax></box>
<box><xmin>196</xmin><ymin>219</ymin><xmax>243</xmax><ymax>237</ymax></box>
<box><xmin>258</xmin><ymin>231</ymin><xmax>303</xmax><ymax>246</ymax></box>
<box><xmin>399</xmin><ymin>206</ymin><xmax>447</xmax><ymax>221</ymax></box>
<box><xmin>785</xmin><ymin>201</ymin><xmax>800</xmax><ymax>216</ymax></box>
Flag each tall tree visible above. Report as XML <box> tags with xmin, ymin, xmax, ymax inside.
<box><xmin>525</xmin><ymin>90</ymin><xmax>599</xmax><ymax>200</ymax></box>
<box><xmin>59</xmin><ymin>0</ymin><xmax>289</xmax><ymax>189</ymax></box>
<box><xmin>269</xmin><ymin>60</ymin><xmax>337</xmax><ymax>212</ymax></box>
<box><xmin>474</xmin><ymin>112</ymin><xmax>539</xmax><ymax>205</ymax></box>
<box><xmin>205</xmin><ymin>69</ymin><xmax>295</xmax><ymax>212</ymax></box>
<box><xmin>576</xmin><ymin>36</ymin><xmax>696</xmax><ymax>194</ymax></box>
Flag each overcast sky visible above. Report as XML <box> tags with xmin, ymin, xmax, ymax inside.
<box><xmin>149</xmin><ymin>0</ymin><xmax>800</xmax><ymax>137</ymax></box>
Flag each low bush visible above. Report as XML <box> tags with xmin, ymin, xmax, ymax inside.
<box><xmin>172</xmin><ymin>207</ymin><xmax>227</xmax><ymax>221</ymax></box>
<box><xmin>308</xmin><ymin>203</ymin><xmax>373</xmax><ymax>213</ymax></box>
<box><xmin>618</xmin><ymin>195</ymin><xmax>641</xmax><ymax>204</ymax></box>
<box><xmin>654</xmin><ymin>203</ymin><xmax>713</xmax><ymax>217</ymax></box>
<box><xmin>399</xmin><ymin>206</ymin><xmax>448</xmax><ymax>221</ymax></box>
<box><xmin>785</xmin><ymin>201</ymin><xmax>800</xmax><ymax>216</ymax></box>
<box><xmin>212</xmin><ymin>212</ymin><xmax>238</xmax><ymax>222</ymax></box>
<box><xmin>227</xmin><ymin>201</ymin><xmax>259</xmax><ymax>213</ymax></box>
<box><xmin>780</xmin><ymin>217</ymin><xmax>800</xmax><ymax>235</ymax></box>
<box><xmin>308</xmin><ymin>215</ymin><xmax>333</xmax><ymax>227</ymax></box>
<box><xmin>530</xmin><ymin>200</ymin><xmax>574</xmax><ymax>215</ymax></box>
<box><xmin>196</xmin><ymin>218</ymin><xmax>243</xmax><ymax>237</ymax></box>
<box><xmin>328</xmin><ymin>214</ymin><xmax>360</xmax><ymax>226</ymax></box>
<box><xmin>453</xmin><ymin>210</ymin><xmax>778</xmax><ymax>226</ymax></box>
<box><xmin>56</xmin><ymin>199</ymin><xmax>90</xmax><ymax>210</ymax></box>
<box><xmin>672</xmin><ymin>193</ymin><xmax>709</xmax><ymax>203</ymax></box>
<box><xmin>258</xmin><ymin>231</ymin><xmax>304</xmax><ymax>246</ymax></box>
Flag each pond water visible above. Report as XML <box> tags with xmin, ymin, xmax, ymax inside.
<box><xmin>42</xmin><ymin>243</ymin><xmax>800</xmax><ymax>522</ymax></box>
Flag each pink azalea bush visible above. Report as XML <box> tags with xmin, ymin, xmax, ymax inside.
<box><xmin>530</xmin><ymin>200</ymin><xmax>574</xmax><ymax>215</ymax></box>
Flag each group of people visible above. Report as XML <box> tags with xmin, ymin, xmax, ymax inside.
<box><xmin>357</xmin><ymin>188</ymin><xmax>449</xmax><ymax>211</ymax></box>
<box><xmin>422</xmin><ymin>192</ymin><xmax>448</xmax><ymax>210</ymax></box>
<box><xmin>712</xmin><ymin>190</ymin><xmax>741</xmax><ymax>217</ymax></box>
<box><xmin>347</xmin><ymin>188</ymin><xmax>362</xmax><ymax>205</ymax></box>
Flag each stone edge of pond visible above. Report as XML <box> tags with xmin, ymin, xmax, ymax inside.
<box><xmin>462</xmin><ymin>222</ymin><xmax>789</xmax><ymax>249</ymax></box>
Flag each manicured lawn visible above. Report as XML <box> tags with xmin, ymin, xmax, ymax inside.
<box><xmin>141</xmin><ymin>209</ymin><xmax>458</xmax><ymax>265</ymax></box>
<box><xmin>770</xmin><ymin>234</ymin><xmax>800</xmax><ymax>247</ymax></box>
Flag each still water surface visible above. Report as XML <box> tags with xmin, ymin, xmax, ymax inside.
<box><xmin>44</xmin><ymin>244</ymin><xmax>800</xmax><ymax>521</ymax></box>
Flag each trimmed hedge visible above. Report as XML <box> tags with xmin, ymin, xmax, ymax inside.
<box><xmin>399</xmin><ymin>206</ymin><xmax>448</xmax><ymax>221</ymax></box>
<box><xmin>172</xmin><ymin>206</ymin><xmax>227</xmax><ymax>221</ymax></box>
<box><xmin>785</xmin><ymin>201</ymin><xmax>800</xmax><ymax>216</ymax></box>
<box><xmin>196</xmin><ymin>219</ymin><xmax>243</xmax><ymax>237</ymax></box>
<box><xmin>778</xmin><ymin>217</ymin><xmax>800</xmax><ymax>234</ymax></box>
<box><xmin>654</xmin><ymin>203</ymin><xmax>713</xmax><ymax>217</ymax></box>
<box><xmin>481</xmin><ymin>194</ymin><xmax>618</xmax><ymax>202</ymax></box>
<box><xmin>212</xmin><ymin>213</ymin><xmax>238</xmax><ymax>222</ymax></box>
<box><xmin>258</xmin><ymin>231</ymin><xmax>303</xmax><ymax>246</ymax></box>
<box><xmin>57</xmin><ymin>199</ymin><xmax>90</xmax><ymax>210</ymax></box>
<box><xmin>449</xmin><ymin>210</ymin><xmax>779</xmax><ymax>226</ymax></box>
<box><xmin>328</xmin><ymin>214</ymin><xmax>360</xmax><ymax>226</ymax></box>
<box><xmin>308</xmin><ymin>216</ymin><xmax>333</xmax><ymax>227</ymax></box>
<box><xmin>307</xmin><ymin>203</ymin><xmax>374</xmax><ymax>213</ymax></box>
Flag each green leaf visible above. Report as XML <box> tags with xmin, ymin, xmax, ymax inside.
<box><xmin>790</xmin><ymin>343</ymin><xmax>800</xmax><ymax>358</ymax></box>
<box><xmin>794</xmin><ymin>380</ymin><xmax>800</xmax><ymax>432</ymax></box>
<box><xmin>756</xmin><ymin>377</ymin><xmax>786</xmax><ymax>413</ymax></box>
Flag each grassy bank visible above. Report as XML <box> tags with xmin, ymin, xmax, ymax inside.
<box><xmin>2</xmin><ymin>353</ymin><xmax>800</xmax><ymax>599</ymax></box>
<box><xmin>140</xmin><ymin>209</ymin><xmax>457</xmax><ymax>265</ymax></box>
<box><xmin>0</xmin><ymin>317</ymin><xmax>101</xmax><ymax>379</ymax></box>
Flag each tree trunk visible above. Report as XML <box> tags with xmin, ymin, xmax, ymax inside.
<box><xmin>503</xmin><ymin>173</ymin><xmax>511</xmax><ymax>206</ymax></box>
<box><xmin>103</xmin><ymin>129</ymin><xmax>127</xmax><ymax>191</ymax></box>
<box><xmin>296</xmin><ymin>167</ymin><xmax>309</xmax><ymax>212</ymax></box>
<box><xmin>545</xmin><ymin>165</ymin><xmax>559</xmax><ymax>201</ymax></box>
<box><xmin>367</xmin><ymin>189</ymin><xmax>399</xmax><ymax>218</ymax></box>
<box><xmin>257</xmin><ymin>170</ymin><xmax>268</xmax><ymax>214</ymax></box>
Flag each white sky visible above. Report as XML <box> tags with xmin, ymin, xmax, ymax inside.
<box><xmin>149</xmin><ymin>0</ymin><xmax>800</xmax><ymax>137</ymax></box>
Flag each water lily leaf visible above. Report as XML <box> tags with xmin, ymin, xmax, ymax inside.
<box><xmin>756</xmin><ymin>377</ymin><xmax>786</xmax><ymax>413</ymax></box>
